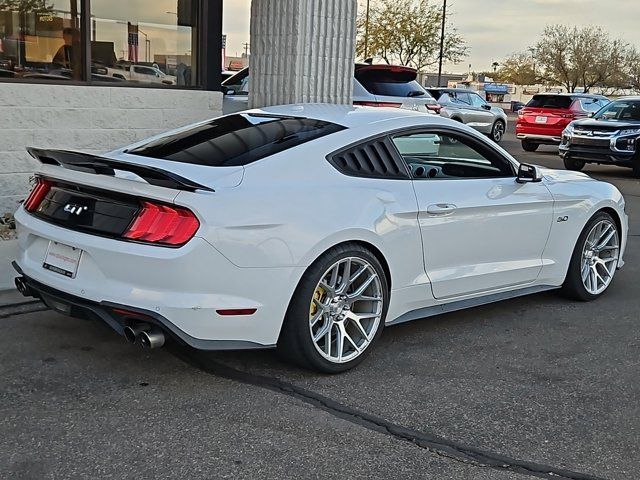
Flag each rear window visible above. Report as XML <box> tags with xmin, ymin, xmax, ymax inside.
<box><xmin>129</xmin><ymin>114</ymin><xmax>346</xmax><ymax>167</ymax></box>
<box><xmin>526</xmin><ymin>95</ymin><xmax>574</xmax><ymax>109</ymax></box>
<box><xmin>355</xmin><ymin>68</ymin><xmax>431</xmax><ymax>98</ymax></box>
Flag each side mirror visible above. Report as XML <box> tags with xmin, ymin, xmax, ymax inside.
<box><xmin>516</xmin><ymin>163</ymin><xmax>543</xmax><ymax>184</ymax></box>
<box><xmin>481</xmin><ymin>104</ymin><xmax>492</xmax><ymax>110</ymax></box>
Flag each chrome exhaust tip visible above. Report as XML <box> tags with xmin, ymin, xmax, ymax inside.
<box><xmin>14</xmin><ymin>277</ymin><xmax>35</xmax><ymax>297</ymax></box>
<box><xmin>123</xmin><ymin>323</ymin><xmax>151</xmax><ymax>344</ymax></box>
<box><xmin>139</xmin><ymin>329</ymin><xmax>165</xmax><ymax>349</ymax></box>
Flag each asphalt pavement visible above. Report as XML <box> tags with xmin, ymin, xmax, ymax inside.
<box><xmin>1</xmin><ymin>123</ymin><xmax>639</xmax><ymax>480</ymax></box>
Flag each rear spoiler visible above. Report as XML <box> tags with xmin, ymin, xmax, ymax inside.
<box><xmin>26</xmin><ymin>148</ymin><xmax>214</xmax><ymax>193</ymax></box>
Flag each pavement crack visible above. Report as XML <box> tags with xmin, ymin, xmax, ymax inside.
<box><xmin>178</xmin><ymin>351</ymin><xmax>607</xmax><ymax>480</ymax></box>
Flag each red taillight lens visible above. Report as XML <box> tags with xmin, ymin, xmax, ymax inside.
<box><xmin>123</xmin><ymin>201</ymin><xmax>199</xmax><ymax>246</ymax></box>
<box><xmin>426</xmin><ymin>104</ymin><xmax>442</xmax><ymax>114</ymax></box>
<box><xmin>354</xmin><ymin>101</ymin><xmax>402</xmax><ymax>108</ymax></box>
<box><xmin>24</xmin><ymin>178</ymin><xmax>52</xmax><ymax>212</ymax></box>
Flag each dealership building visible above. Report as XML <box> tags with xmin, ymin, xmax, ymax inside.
<box><xmin>0</xmin><ymin>0</ymin><xmax>356</xmax><ymax>213</ymax></box>
<box><xmin>0</xmin><ymin>0</ymin><xmax>357</xmax><ymax>288</ymax></box>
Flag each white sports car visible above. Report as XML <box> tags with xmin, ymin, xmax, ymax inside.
<box><xmin>13</xmin><ymin>105</ymin><xmax>628</xmax><ymax>372</ymax></box>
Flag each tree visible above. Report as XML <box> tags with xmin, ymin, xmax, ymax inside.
<box><xmin>356</xmin><ymin>0</ymin><xmax>467</xmax><ymax>71</ymax></box>
<box><xmin>494</xmin><ymin>52</ymin><xmax>538</xmax><ymax>85</ymax></box>
<box><xmin>625</xmin><ymin>46</ymin><xmax>640</xmax><ymax>91</ymax></box>
<box><xmin>533</xmin><ymin>25</ymin><xmax>627</xmax><ymax>93</ymax></box>
<box><xmin>0</xmin><ymin>0</ymin><xmax>54</xmax><ymax>12</ymax></box>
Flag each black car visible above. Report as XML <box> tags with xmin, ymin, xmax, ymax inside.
<box><xmin>559</xmin><ymin>97</ymin><xmax>640</xmax><ymax>177</ymax></box>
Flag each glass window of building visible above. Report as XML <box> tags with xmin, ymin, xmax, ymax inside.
<box><xmin>90</xmin><ymin>0</ymin><xmax>199</xmax><ymax>87</ymax></box>
<box><xmin>0</xmin><ymin>0</ymin><xmax>83</xmax><ymax>81</ymax></box>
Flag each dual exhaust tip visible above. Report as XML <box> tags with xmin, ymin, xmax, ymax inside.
<box><xmin>123</xmin><ymin>323</ymin><xmax>165</xmax><ymax>349</ymax></box>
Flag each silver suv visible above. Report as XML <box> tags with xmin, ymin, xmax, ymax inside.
<box><xmin>428</xmin><ymin>88</ymin><xmax>509</xmax><ymax>143</ymax></box>
<box><xmin>222</xmin><ymin>65</ymin><xmax>441</xmax><ymax>115</ymax></box>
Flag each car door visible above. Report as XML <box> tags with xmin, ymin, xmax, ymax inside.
<box><xmin>390</xmin><ymin>129</ymin><xmax>554</xmax><ymax>300</ymax></box>
<box><xmin>467</xmin><ymin>92</ymin><xmax>495</xmax><ymax>129</ymax></box>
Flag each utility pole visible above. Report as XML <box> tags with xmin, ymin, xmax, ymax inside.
<box><xmin>243</xmin><ymin>42</ymin><xmax>250</xmax><ymax>57</ymax></box>
<box><xmin>364</xmin><ymin>0</ymin><xmax>371</xmax><ymax>60</ymax></box>
<box><xmin>437</xmin><ymin>0</ymin><xmax>447</xmax><ymax>87</ymax></box>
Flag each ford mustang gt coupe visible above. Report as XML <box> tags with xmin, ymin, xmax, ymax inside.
<box><xmin>13</xmin><ymin>105</ymin><xmax>627</xmax><ymax>373</ymax></box>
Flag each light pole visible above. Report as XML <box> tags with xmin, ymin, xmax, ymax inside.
<box><xmin>437</xmin><ymin>0</ymin><xmax>447</xmax><ymax>87</ymax></box>
<box><xmin>363</xmin><ymin>0</ymin><xmax>371</xmax><ymax>60</ymax></box>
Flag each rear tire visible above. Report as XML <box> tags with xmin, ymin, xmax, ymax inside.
<box><xmin>561</xmin><ymin>211</ymin><xmax>620</xmax><ymax>301</ymax></box>
<box><xmin>563</xmin><ymin>157</ymin><xmax>585</xmax><ymax>172</ymax></box>
<box><xmin>521</xmin><ymin>140</ymin><xmax>539</xmax><ymax>152</ymax></box>
<box><xmin>277</xmin><ymin>243</ymin><xmax>389</xmax><ymax>373</ymax></box>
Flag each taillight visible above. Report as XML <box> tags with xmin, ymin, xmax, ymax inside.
<box><xmin>123</xmin><ymin>201</ymin><xmax>199</xmax><ymax>246</ymax></box>
<box><xmin>426</xmin><ymin>104</ymin><xmax>442</xmax><ymax>114</ymax></box>
<box><xmin>23</xmin><ymin>178</ymin><xmax>52</xmax><ymax>212</ymax></box>
<box><xmin>561</xmin><ymin>113</ymin><xmax>575</xmax><ymax>119</ymax></box>
<box><xmin>354</xmin><ymin>101</ymin><xmax>402</xmax><ymax>108</ymax></box>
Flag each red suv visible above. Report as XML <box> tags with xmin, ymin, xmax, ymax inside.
<box><xmin>516</xmin><ymin>93</ymin><xmax>609</xmax><ymax>151</ymax></box>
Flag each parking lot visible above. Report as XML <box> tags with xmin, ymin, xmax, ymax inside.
<box><xmin>1</xmin><ymin>121</ymin><xmax>639</xmax><ymax>480</ymax></box>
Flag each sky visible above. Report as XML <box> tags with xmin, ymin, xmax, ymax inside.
<box><xmin>222</xmin><ymin>0</ymin><xmax>640</xmax><ymax>73</ymax></box>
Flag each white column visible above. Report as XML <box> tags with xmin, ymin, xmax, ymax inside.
<box><xmin>249</xmin><ymin>0</ymin><xmax>357</xmax><ymax>108</ymax></box>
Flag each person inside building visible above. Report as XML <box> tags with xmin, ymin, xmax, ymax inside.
<box><xmin>52</xmin><ymin>27</ymin><xmax>78</xmax><ymax>70</ymax></box>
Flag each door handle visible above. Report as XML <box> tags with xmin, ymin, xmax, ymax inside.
<box><xmin>426</xmin><ymin>203</ymin><xmax>457</xmax><ymax>215</ymax></box>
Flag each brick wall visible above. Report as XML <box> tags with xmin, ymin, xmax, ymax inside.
<box><xmin>0</xmin><ymin>84</ymin><xmax>223</xmax><ymax>215</ymax></box>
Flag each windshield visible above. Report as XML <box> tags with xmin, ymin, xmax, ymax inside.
<box><xmin>526</xmin><ymin>95</ymin><xmax>574</xmax><ymax>109</ymax></box>
<box><xmin>594</xmin><ymin>100</ymin><xmax>640</xmax><ymax>122</ymax></box>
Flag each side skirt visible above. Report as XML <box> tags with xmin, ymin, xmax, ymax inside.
<box><xmin>387</xmin><ymin>285</ymin><xmax>559</xmax><ymax>326</ymax></box>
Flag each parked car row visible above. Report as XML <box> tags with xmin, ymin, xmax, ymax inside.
<box><xmin>223</xmin><ymin>65</ymin><xmax>509</xmax><ymax>143</ymax></box>
<box><xmin>516</xmin><ymin>93</ymin><xmax>640</xmax><ymax>177</ymax></box>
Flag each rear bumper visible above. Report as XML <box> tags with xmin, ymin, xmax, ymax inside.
<box><xmin>12</xmin><ymin>264</ymin><xmax>267</xmax><ymax>350</ymax></box>
<box><xmin>14</xmin><ymin>207</ymin><xmax>305</xmax><ymax>348</ymax></box>
<box><xmin>516</xmin><ymin>133</ymin><xmax>562</xmax><ymax>144</ymax></box>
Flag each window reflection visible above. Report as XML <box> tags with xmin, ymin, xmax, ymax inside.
<box><xmin>90</xmin><ymin>0</ymin><xmax>197</xmax><ymax>86</ymax></box>
<box><xmin>0</xmin><ymin>0</ymin><xmax>82</xmax><ymax>80</ymax></box>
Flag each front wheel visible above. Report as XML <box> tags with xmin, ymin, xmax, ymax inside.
<box><xmin>562</xmin><ymin>212</ymin><xmax>620</xmax><ymax>301</ymax></box>
<box><xmin>278</xmin><ymin>244</ymin><xmax>389</xmax><ymax>373</ymax></box>
<box><xmin>490</xmin><ymin>120</ymin><xmax>505</xmax><ymax>143</ymax></box>
<box><xmin>563</xmin><ymin>157</ymin><xmax>585</xmax><ymax>171</ymax></box>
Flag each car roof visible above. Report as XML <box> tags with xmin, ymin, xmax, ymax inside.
<box><xmin>246</xmin><ymin>103</ymin><xmax>450</xmax><ymax>129</ymax></box>
<box><xmin>533</xmin><ymin>92</ymin><xmax>606</xmax><ymax>99</ymax></box>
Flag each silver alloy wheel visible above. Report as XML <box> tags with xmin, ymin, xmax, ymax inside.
<box><xmin>309</xmin><ymin>257</ymin><xmax>383</xmax><ymax>364</ymax></box>
<box><xmin>492</xmin><ymin>122</ymin><xmax>505</xmax><ymax>142</ymax></box>
<box><xmin>581</xmin><ymin>219</ymin><xmax>619</xmax><ymax>295</ymax></box>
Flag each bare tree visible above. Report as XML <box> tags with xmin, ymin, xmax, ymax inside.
<box><xmin>534</xmin><ymin>25</ymin><xmax>627</xmax><ymax>92</ymax></box>
<box><xmin>356</xmin><ymin>0</ymin><xmax>467</xmax><ymax>71</ymax></box>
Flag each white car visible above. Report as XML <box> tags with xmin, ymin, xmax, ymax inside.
<box><xmin>108</xmin><ymin>64</ymin><xmax>177</xmax><ymax>85</ymax></box>
<box><xmin>14</xmin><ymin>105</ymin><xmax>627</xmax><ymax>373</ymax></box>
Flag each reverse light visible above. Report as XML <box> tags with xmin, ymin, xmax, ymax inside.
<box><xmin>23</xmin><ymin>178</ymin><xmax>52</xmax><ymax>212</ymax></box>
<box><xmin>124</xmin><ymin>201</ymin><xmax>199</xmax><ymax>246</ymax></box>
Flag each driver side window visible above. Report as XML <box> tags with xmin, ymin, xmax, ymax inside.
<box><xmin>391</xmin><ymin>132</ymin><xmax>514</xmax><ymax>180</ymax></box>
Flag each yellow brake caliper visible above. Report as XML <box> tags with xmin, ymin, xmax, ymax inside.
<box><xmin>310</xmin><ymin>285</ymin><xmax>327</xmax><ymax>318</ymax></box>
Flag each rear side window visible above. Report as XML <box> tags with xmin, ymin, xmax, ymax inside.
<box><xmin>129</xmin><ymin>114</ymin><xmax>346</xmax><ymax>167</ymax></box>
<box><xmin>355</xmin><ymin>68</ymin><xmax>431</xmax><ymax>98</ymax></box>
<box><xmin>527</xmin><ymin>95</ymin><xmax>574</xmax><ymax>109</ymax></box>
